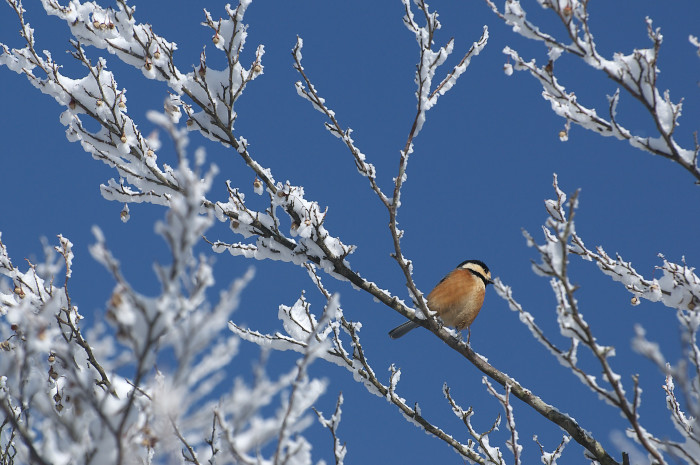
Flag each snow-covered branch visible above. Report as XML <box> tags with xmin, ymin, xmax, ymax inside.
<box><xmin>292</xmin><ymin>0</ymin><xmax>488</xmax><ymax>329</ymax></box>
<box><xmin>313</xmin><ymin>393</ymin><xmax>347</xmax><ymax>465</ymax></box>
<box><xmin>0</xmin><ymin>113</ymin><xmax>324</xmax><ymax>465</ymax></box>
<box><xmin>231</xmin><ymin>262</ymin><xmax>495</xmax><ymax>463</ymax></box>
<box><xmin>0</xmin><ymin>0</ymin><xmax>182</xmax><ymax>207</ymax></box>
<box><xmin>1</xmin><ymin>0</ymin><xmax>435</xmax><ymax>356</ymax></box>
<box><xmin>495</xmin><ymin>173</ymin><xmax>700</xmax><ymax>464</ymax></box>
<box><xmin>2</xmin><ymin>1</ymin><xmax>697</xmax><ymax>464</ymax></box>
<box><xmin>487</xmin><ymin>0</ymin><xmax>700</xmax><ymax>182</ymax></box>
<box><xmin>292</xmin><ymin>38</ymin><xmax>385</xmax><ymax>204</ymax></box>
<box><xmin>444</xmin><ymin>384</ymin><xmax>504</xmax><ymax>465</ymax></box>
<box><xmin>390</xmin><ymin>0</ymin><xmax>488</xmax><ymax>323</ymax></box>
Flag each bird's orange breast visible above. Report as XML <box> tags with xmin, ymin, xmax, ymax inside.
<box><xmin>427</xmin><ymin>269</ymin><xmax>485</xmax><ymax>330</ymax></box>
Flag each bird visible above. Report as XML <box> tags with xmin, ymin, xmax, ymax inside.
<box><xmin>388</xmin><ymin>259</ymin><xmax>492</xmax><ymax>339</ymax></box>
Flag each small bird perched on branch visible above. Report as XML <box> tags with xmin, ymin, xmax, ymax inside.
<box><xmin>388</xmin><ymin>259</ymin><xmax>492</xmax><ymax>339</ymax></box>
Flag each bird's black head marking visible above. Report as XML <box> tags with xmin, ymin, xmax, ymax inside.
<box><xmin>458</xmin><ymin>259</ymin><xmax>492</xmax><ymax>285</ymax></box>
<box><xmin>457</xmin><ymin>259</ymin><xmax>489</xmax><ymax>274</ymax></box>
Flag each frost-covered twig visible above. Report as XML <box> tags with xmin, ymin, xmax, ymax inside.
<box><xmin>486</xmin><ymin>0</ymin><xmax>700</xmax><ymax>182</ymax></box>
<box><xmin>0</xmin><ymin>397</ymin><xmax>49</xmax><ymax>465</ymax></box>
<box><xmin>390</xmin><ymin>0</ymin><xmax>487</xmax><ymax>325</ymax></box>
<box><xmin>0</xmin><ymin>2</ymin><xmax>434</xmax><ymax>383</ymax></box>
<box><xmin>632</xmin><ymin>327</ymin><xmax>700</xmax><ymax>463</ymax></box>
<box><xmin>273</xmin><ymin>293</ymin><xmax>334</xmax><ymax>465</ymax></box>
<box><xmin>1</xmin><ymin>0</ymin><xmax>433</xmax><ymax>359</ymax></box>
<box><xmin>292</xmin><ymin>0</ymin><xmax>488</xmax><ymax>328</ymax></box>
<box><xmin>1</xmin><ymin>2</ymin><xmax>670</xmax><ymax>464</ymax></box>
<box><xmin>286</xmin><ymin>5</ymin><xmax>621</xmax><ymax>460</ymax></box>
<box><xmin>444</xmin><ymin>385</ymin><xmax>503</xmax><ymax>465</ymax></box>
<box><xmin>495</xmin><ymin>174</ymin><xmax>700</xmax><ymax>464</ymax></box>
<box><xmin>484</xmin><ymin>379</ymin><xmax>521</xmax><ymax>465</ymax></box>
<box><xmin>232</xmin><ymin>263</ymin><xmax>490</xmax><ymax>463</ymax></box>
<box><xmin>52</xmin><ymin>235</ymin><xmax>112</xmax><ymax>392</ymax></box>
<box><xmin>534</xmin><ymin>434</ymin><xmax>570</xmax><ymax>465</ymax></box>
<box><xmin>401</xmin><ymin>0</ymin><xmax>488</xmax><ymax>135</ymax></box>
<box><xmin>510</xmin><ymin>180</ymin><xmax>700</xmax><ymax>461</ymax></box>
<box><xmin>0</xmin><ymin>111</ymin><xmax>326</xmax><ymax>464</ymax></box>
<box><xmin>655</xmin><ymin>374</ymin><xmax>700</xmax><ymax>464</ymax></box>
<box><xmin>313</xmin><ymin>393</ymin><xmax>347</xmax><ymax>465</ymax></box>
<box><xmin>570</xmin><ymin>246</ymin><xmax>700</xmax><ymax>313</ymax></box>
<box><xmin>0</xmin><ymin>0</ymin><xmax>183</xmax><ymax>206</ymax></box>
<box><xmin>292</xmin><ymin>38</ymin><xmax>386</xmax><ymax>206</ymax></box>
<box><xmin>294</xmin><ymin>263</ymin><xmax>618</xmax><ymax>465</ymax></box>
<box><xmin>691</xmin><ymin>35</ymin><xmax>700</xmax><ymax>56</ymax></box>
<box><xmin>170</xmin><ymin>417</ymin><xmax>201</xmax><ymax>465</ymax></box>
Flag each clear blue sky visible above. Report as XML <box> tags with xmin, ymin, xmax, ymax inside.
<box><xmin>1</xmin><ymin>1</ymin><xmax>699</xmax><ymax>463</ymax></box>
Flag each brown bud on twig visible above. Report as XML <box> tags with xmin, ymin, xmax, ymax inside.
<box><xmin>109</xmin><ymin>292</ymin><xmax>122</xmax><ymax>308</ymax></box>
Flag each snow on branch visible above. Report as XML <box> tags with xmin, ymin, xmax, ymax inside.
<box><xmin>484</xmin><ymin>380</ymin><xmax>522</xmax><ymax>465</ymax></box>
<box><xmin>0</xmin><ymin>109</ymin><xmax>330</xmax><ymax>464</ymax></box>
<box><xmin>290</xmin><ymin>1</ymin><xmax>488</xmax><ymax>327</ymax></box>
<box><xmin>6</xmin><ymin>1</ymin><xmax>694</xmax><ymax>464</ymax></box>
<box><xmin>313</xmin><ymin>393</ymin><xmax>347</xmax><ymax>465</ymax></box>
<box><xmin>444</xmin><ymin>384</ymin><xmax>505</xmax><ymax>465</ymax></box>
<box><xmin>632</xmin><ymin>320</ymin><xmax>700</xmax><ymax>461</ymax></box>
<box><xmin>691</xmin><ymin>35</ymin><xmax>700</xmax><ymax>57</ymax></box>
<box><xmin>534</xmin><ymin>434</ymin><xmax>570</xmax><ymax>465</ymax></box>
<box><xmin>210</xmin><ymin>177</ymin><xmax>356</xmax><ymax>276</ymax></box>
<box><xmin>494</xmin><ymin>173</ymin><xmax>700</xmax><ymax>464</ymax></box>
<box><xmin>292</xmin><ymin>1</ymin><xmax>487</xmax><ymax>211</ymax></box>
<box><xmin>0</xmin><ymin>3</ymin><xmax>179</xmax><ymax>207</ymax></box>
<box><xmin>231</xmin><ymin>263</ymin><xmax>493</xmax><ymax>462</ymax></box>
<box><xmin>487</xmin><ymin>0</ymin><xmax>700</xmax><ymax>182</ymax></box>
<box><xmin>30</xmin><ymin>0</ymin><xmax>267</xmax><ymax>184</ymax></box>
<box><xmin>572</xmin><ymin>245</ymin><xmax>700</xmax><ymax>314</ymax></box>
<box><xmin>36</xmin><ymin>0</ymin><xmax>264</xmax><ymax>141</ymax></box>
<box><xmin>292</xmin><ymin>38</ymin><xmax>386</xmax><ymax>205</ymax></box>
<box><xmin>0</xmin><ymin>0</ymin><xmax>267</xmax><ymax>211</ymax></box>
<box><xmin>289</xmin><ymin>18</ymin><xmax>622</xmax><ymax>460</ymax></box>
<box><xmin>1</xmin><ymin>0</ymin><xmax>429</xmax><ymax>353</ymax></box>
<box><xmin>1</xmin><ymin>0</ymin><xmax>426</xmax><ymax>346</ymax></box>
<box><xmin>401</xmin><ymin>0</ymin><xmax>488</xmax><ymax>135</ymax></box>
<box><xmin>658</xmin><ymin>374</ymin><xmax>700</xmax><ymax>463</ymax></box>
<box><xmin>388</xmin><ymin>0</ymin><xmax>487</xmax><ymax>321</ymax></box>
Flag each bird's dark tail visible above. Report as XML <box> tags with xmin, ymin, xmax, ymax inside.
<box><xmin>388</xmin><ymin>320</ymin><xmax>420</xmax><ymax>339</ymax></box>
